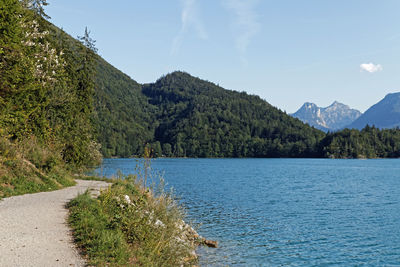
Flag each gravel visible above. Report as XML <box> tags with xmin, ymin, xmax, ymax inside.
<box><xmin>0</xmin><ymin>179</ymin><xmax>110</xmax><ymax>267</ymax></box>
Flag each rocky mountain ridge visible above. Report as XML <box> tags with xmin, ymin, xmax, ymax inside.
<box><xmin>292</xmin><ymin>101</ymin><xmax>362</xmax><ymax>132</ymax></box>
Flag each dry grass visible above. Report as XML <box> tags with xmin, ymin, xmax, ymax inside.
<box><xmin>0</xmin><ymin>135</ymin><xmax>75</xmax><ymax>199</ymax></box>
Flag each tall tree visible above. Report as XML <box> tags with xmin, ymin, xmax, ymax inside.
<box><xmin>60</xmin><ymin>27</ymin><xmax>100</xmax><ymax>166</ymax></box>
<box><xmin>22</xmin><ymin>0</ymin><xmax>50</xmax><ymax>19</ymax></box>
<box><xmin>0</xmin><ymin>0</ymin><xmax>47</xmax><ymax>139</ymax></box>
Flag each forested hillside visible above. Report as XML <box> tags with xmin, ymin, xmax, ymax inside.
<box><xmin>92</xmin><ymin>65</ymin><xmax>400</xmax><ymax>159</ymax></box>
<box><xmin>143</xmin><ymin>72</ymin><xmax>324</xmax><ymax>157</ymax></box>
<box><xmin>0</xmin><ymin>0</ymin><xmax>101</xmax><ymax>166</ymax></box>
<box><xmin>320</xmin><ymin>126</ymin><xmax>400</xmax><ymax>158</ymax></box>
<box><xmin>92</xmin><ymin>64</ymin><xmax>327</xmax><ymax>158</ymax></box>
<box><xmin>94</xmin><ymin>57</ymin><xmax>155</xmax><ymax>157</ymax></box>
<box><xmin>0</xmin><ymin>0</ymin><xmax>101</xmax><ymax>197</ymax></box>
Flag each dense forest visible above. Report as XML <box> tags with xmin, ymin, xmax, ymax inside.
<box><xmin>142</xmin><ymin>72</ymin><xmax>324</xmax><ymax>158</ymax></box>
<box><xmin>94</xmin><ymin>67</ymin><xmax>326</xmax><ymax>158</ymax></box>
<box><xmin>94</xmin><ymin>68</ymin><xmax>400</xmax><ymax>159</ymax></box>
<box><xmin>94</xmin><ymin>57</ymin><xmax>155</xmax><ymax>157</ymax></box>
<box><xmin>320</xmin><ymin>126</ymin><xmax>400</xmax><ymax>158</ymax></box>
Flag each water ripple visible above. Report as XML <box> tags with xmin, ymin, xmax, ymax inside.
<box><xmin>97</xmin><ymin>158</ymin><xmax>400</xmax><ymax>266</ymax></box>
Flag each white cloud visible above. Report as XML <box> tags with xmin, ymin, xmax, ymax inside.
<box><xmin>171</xmin><ymin>0</ymin><xmax>207</xmax><ymax>55</ymax></box>
<box><xmin>360</xmin><ymin>63</ymin><xmax>383</xmax><ymax>73</ymax></box>
<box><xmin>223</xmin><ymin>0</ymin><xmax>260</xmax><ymax>65</ymax></box>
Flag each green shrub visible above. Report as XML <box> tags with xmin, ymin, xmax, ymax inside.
<box><xmin>68</xmin><ymin>161</ymin><xmax>197</xmax><ymax>266</ymax></box>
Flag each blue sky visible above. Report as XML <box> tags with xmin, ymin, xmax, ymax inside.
<box><xmin>46</xmin><ymin>1</ymin><xmax>400</xmax><ymax>113</ymax></box>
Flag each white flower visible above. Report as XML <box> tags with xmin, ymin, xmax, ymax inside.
<box><xmin>124</xmin><ymin>195</ymin><xmax>131</xmax><ymax>204</ymax></box>
<box><xmin>155</xmin><ymin>219</ymin><xmax>165</xmax><ymax>228</ymax></box>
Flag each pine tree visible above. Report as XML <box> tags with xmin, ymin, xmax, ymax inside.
<box><xmin>22</xmin><ymin>0</ymin><xmax>50</xmax><ymax>19</ymax></box>
<box><xmin>60</xmin><ymin>27</ymin><xmax>100</xmax><ymax>166</ymax></box>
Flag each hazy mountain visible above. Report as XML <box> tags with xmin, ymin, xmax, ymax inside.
<box><xmin>292</xmin><ymin>101</ymin><xmax>362</xmax><ymax>132</ymax></box>
<box><xmin>346</xmin><ymin>93</ymin><xmax>400</xmax><ymax>130</ymax></box>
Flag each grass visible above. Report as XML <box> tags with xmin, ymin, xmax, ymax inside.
<box><xmin>67</xmin><ymin>158</ymin><xmax>198</xmax><ymax>266</ymax></box>
<box><xmin>0</xmin><ymin>136</ymin><xmax>76</xmax><ymax>199</ymax></box>
<box><xmin>68</xmin><ymin>191</ymin><xmax>130</xmax><ymax>265</ymax></box>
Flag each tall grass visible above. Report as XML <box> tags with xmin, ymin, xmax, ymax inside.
<box><xmin>68</xmin><ymin>154</ymin><xmax>198</xmax><ymax>266</ymax></box>
<box><xmin>0</xmin><ymin>135</ymin><xmax>75</xmax><ymax>199</ymax></box>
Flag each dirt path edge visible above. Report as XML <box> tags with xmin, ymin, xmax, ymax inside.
<box><xmin>0</xmin><ymin>179</ymin><xmax>110</xmax><ymax>267</ymax></box>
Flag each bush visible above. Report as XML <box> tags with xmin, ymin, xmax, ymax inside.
<box><xmin>68</xmin><ymin>160</ymin><xmax>197</xmax><ymax>266</ymax></box>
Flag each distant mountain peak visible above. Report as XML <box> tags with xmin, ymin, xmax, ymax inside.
<box><xmin>291</xmin><ymin>101</ymin><xmax>361</xmax><ymax>132</ymax></box>
<box><xmin>385</xmin><ymin>92</ymin><xmax>399</xmax><ymax>98</ymax></box>
<box><xmin>347</xmin><ymin>92</ymin><xmax>400</xmax><ymax>129</ymax></box>
<box><xmin>303</xmin><ymin>102</ymin><xmax>317</xmax><ymax>108</ymax></box>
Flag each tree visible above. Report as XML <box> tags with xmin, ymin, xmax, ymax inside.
<box><xmin>162</xmin><ymin>143</ymin><xmax>172</xmax><ymax>157</ymax></box>
<box><xmin>79</xmin><ymin>27</ymin><xmax>98</xmax><ymax>53</ymax></box>
<box><xmin>152</xmin><ymin>141</ymin><xmax>162</xmax><ymax>157</ymax></box>
<box><xmin>22</xmin><ymin>0</ymin><xmax>50</xmax><ymax>19</ymax></box>
<box><xmin>0</xmin><ymin>0</ymin><xmax>49</xmax><ymax>139</ymax></box>
<box><xmin>60</xmin><ymin>27</ymin><xmax>99</xmax><ymax>166</ymax></box>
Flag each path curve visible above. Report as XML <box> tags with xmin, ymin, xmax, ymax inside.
<box><xmin>0</xmin><ymin>180</ymin><xmax>110</xmax><ymax>267</ymax></box>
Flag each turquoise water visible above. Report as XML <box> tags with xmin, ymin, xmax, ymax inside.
<box><xmin>96</xmin><ymin>158</ymin><xmax>400</xmax><ymax>266</ymax></box>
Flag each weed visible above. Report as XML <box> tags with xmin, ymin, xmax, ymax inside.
<box><xmin>0</xmin><ymin>135</ymin><xmax>75</xmax><ymax>199</ymax></box>
<box><xmin>68</xmin><ymin>157</ymin><xmax>198</xmax><ymax>266</ymax></box>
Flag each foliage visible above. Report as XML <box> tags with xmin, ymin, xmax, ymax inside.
<box><xmin>0</xmin><ymin>0</ymin><xmax>101</xmax><ymax>197</ymax></box>
<box><xmin>0</xmin><ymin>0</ymin><xmax>49</xmax><ymax>140</ymax></box>
<box><xmin>0</xmin><ymin>0</ymin><xmax>101</xmax><ymax>168</ymax></box>
<box><xmin>93</xmin><ymin>70</ymin><xmax>400</xmax><ymax>159</ymax></box>
<box><xmin>0</xmin><ymin>135</ymin><xmax>75</xmax><ymax>199</ymax></box>
<box><xmin>143</xmin><ymin>71</ymin><xmax>325</xmax><ymax>158</ymax></box>
<box><xmin>94</xmin><ymin>57</ymin><xmax>155</xmax><ymax>158</ymax></box>
<box><xmin>320</xmin><ymin>125</ymin><xmax>400</xmax><ymax>158</ymax></box>
<box><xmin>94</xmin><ymin>70</ymin><xmax>325</xmax><ymax>158</ymax></box>
<box><xmin>22</xmin><ymin>0</ymin><xmax>50</xmax><ymax>19</ymax></box>
<box><xmin>68</xmin><ymin>161</ymin><xmax>197</xmax><ymax>266</ymax></box>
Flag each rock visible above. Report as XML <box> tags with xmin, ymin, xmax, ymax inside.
<box><xmin>202</xmin><ymin>238</ymin><xmax>218</xmax><ymax>248</ymax></box>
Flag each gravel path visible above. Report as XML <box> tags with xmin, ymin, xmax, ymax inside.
<box><xmin>0</xmin><ymin>179</ymin><xmax>110</xmax><ymax>267</ymax></box>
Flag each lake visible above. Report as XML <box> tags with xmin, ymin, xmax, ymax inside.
<box><xmin>95</xmin><ymin>158</ymin><xmax>400</xmax><ymax>266</ymax></box>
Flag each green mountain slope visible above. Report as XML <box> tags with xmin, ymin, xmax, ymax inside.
<box><xmin>142</xmin><ymin>71</ymin><xmax>325</xmax><ymax>157</ymax></box>
<box><xmin>93</xmin><ymin>66</ymin><xmax>327</xmax><ymax>158</ymax></box>
<box><xmin>94</xmin><ymin>57</ymin><xmax>155</xmax><ymax>157</ymax></box>
<box><xmin>91</xmin><ymin>50</ymin><xmax>328</xmax><ymax>158</ymax></box>
<box><xmin>95</xmin><ymin>68</ymin><xmax>326</xmax><ymax>158</ymax></box>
